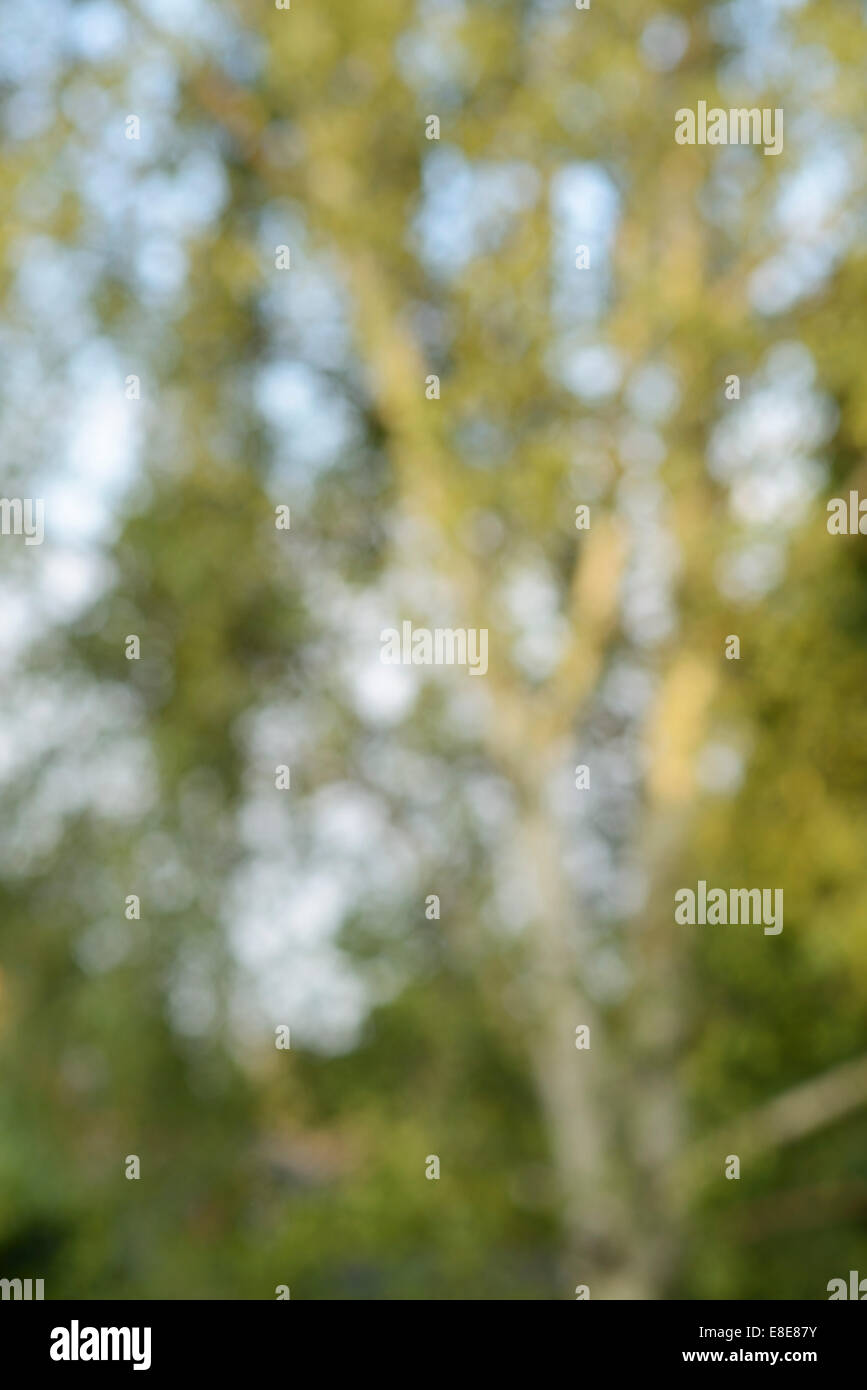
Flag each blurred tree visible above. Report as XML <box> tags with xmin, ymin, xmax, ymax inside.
<box><xmin>1</xmin><ymin>0</ymin><xmax>866</xmax><ymax>1299</ymax></box>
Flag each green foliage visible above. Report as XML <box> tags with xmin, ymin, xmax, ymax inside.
<box><xmin>1</xmin><ymin>0</ymin><xmax>866</xmax><ymax>1299</ymax></box>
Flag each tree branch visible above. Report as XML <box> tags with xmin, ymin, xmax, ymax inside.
<box><xmin>680</xmin><ymin>1053</ymin><xmax>867</xmax><ymax>1192</ymax></box>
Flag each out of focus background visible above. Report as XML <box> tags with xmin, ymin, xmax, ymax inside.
<box><xmin>1</xmin><ymin>0</ymin><xmax>866</xmax><ymax>1300</ymax></box>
